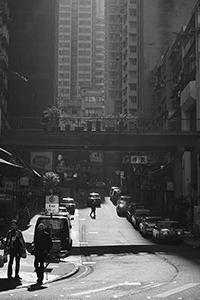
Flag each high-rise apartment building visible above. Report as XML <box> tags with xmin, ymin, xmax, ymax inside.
<box><xmin>57</xmin><ymin>0</ymin><xmax>105</xmax><ymax>116</ymax></box>
<box><xmin>105</xmin><ymin>0</ymin><xmax>197</xmax><ymax>117</ymax></box>
<box><xmin>104</xmin><ymin>0</ymin><xmax>124</xmax><ymax>115</ymax></box>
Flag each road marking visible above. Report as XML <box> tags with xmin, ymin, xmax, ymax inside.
<box><xmin>153</xmin><ymin>283</ymin><xmax>200</xmax><ymax>298</ymax></box>
<box><xmin>70</xmin><ymin>282</ymin><xmax>141</xmax><ymax>297</ymax></box>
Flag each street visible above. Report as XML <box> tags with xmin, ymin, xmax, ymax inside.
<box><xmin>0</xmin><ymin>196</ymin><xmax>200</xmax><ymax>299</ymax></box>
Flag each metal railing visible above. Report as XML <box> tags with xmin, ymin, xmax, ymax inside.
<box><xmin>4</xmin><ymin>116</ymin><xmax>200</xmax><ymax>133</ymax></box>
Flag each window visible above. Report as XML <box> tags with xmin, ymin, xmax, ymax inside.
<box><xmin>129</xmin><ymin>71</ymin><xmax>137</xmax><ymax>78</ymax></box>
<box><xmin>130</xmin><ymin>34</ymin><xmax>137</xmax><ymax>41</ymax></box>
<box><xmin>129</xmin><ymin>21</ymin><xmax>137</xmax><ymax>28</ymax></box>
<box><xmin>130</xmin><ymin>9</ymin><xmax>137</xmax><ymax>16</ymax></box>
<box><xmin>130</xmin><ymin>83</ymin><xmax>137</xmax><ymax>91</ymax></box>
<box><xmin>130</xmin><ymin>58</ymin><xmax>137</xmax><ymax>65</ymax></box>
<box><xmin>130</xmin><ymin>96</ymin><xmax>137</xmax><ymax>103</ymax></box>
<box><xmin>130</xmin><ymin>46</ymin><xmax>137</xmax><ymax>53</ymax></box>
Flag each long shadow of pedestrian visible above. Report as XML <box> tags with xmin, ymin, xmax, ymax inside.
<box><xmin>0</xmin><ymin>278</ymin><xmax>22</xmax><ymax>291</ymax></box>
<box><xmin>27</xmin><ymin>284</ymin><xmax>47</xmax><ymax>292</ymax></box>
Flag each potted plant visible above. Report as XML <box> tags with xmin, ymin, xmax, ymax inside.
<box><xmin>42</xmin><ymin>105</ymin><xmax>62</xmax><ymax>131</ymax></box>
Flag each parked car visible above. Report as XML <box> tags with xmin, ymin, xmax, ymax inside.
<box><xmin>131</xmin><ymin>209</ymin><xmax>151</xmax><ymax>229</ymax></box>
<box><xmin>57</xmin><ymin>206</ymin><xmax>71</xmax><ymax>219</ymax></box>
<box><xmin>61</xmin><ymin>197</ymin><xmax>76</xmax><ymax>215</ymax></box>
<box><xmin>152</xmin><ymin>220</ymin><xmax>185</xmax><ymax>244</ymax></box>
<box><xmin>87</xmin><ymin>192</ymin><xmax>101</xmax><ymax>207</ymax></box>
<box><xmin>117</xmin><ymin>195</ymin><xmax>132</xmax><ymax>206</ymax></box>
<box><xmin>139</xmin><ymin>216</ymin><xmax>163</xmax><ymax>237</ymax></box>
<box><xmin>34</xmin><ymin>214</ymin><xmax>73</xmax><ymax>251</ymax></box>
<box><xmin>110</xmin><ymin>188</ymin><xmax>121</xmax><ymax>205</ymax></box>
<box><xmin>116</xmin><ymin>200</ymin><xmax>127</xmax><ymax>217</ymax></box>
<box><xmin>109</xmin><ymin>186</ymin><xmax>120</xmax><ymax>199</ymax></box>
<box><xmin>126</xmin><ymin>202</ymin><xmax>147</xmax><ymax>223</ymax></box>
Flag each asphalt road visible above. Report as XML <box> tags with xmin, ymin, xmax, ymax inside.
<box><xmin>0</xmin><ymin>196</ymin><xmax>200</xmax><ymax>300</ymax></box>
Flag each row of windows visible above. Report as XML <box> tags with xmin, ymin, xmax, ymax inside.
<box><xmin>79</xmin><ymin>27</ymin><xmax>91</xmax><ymax>33</ymax></box>
<box><xmin>58</xmin><ymin>73</ymin><xmax>70</xmax><ymax>78</ymax></box>
<box><xmin>79</xmin><ymin>43</ymin><xmax>91</xmax><ymax>48</ymax></box>
<box><xmin>79</xmin><ymin>35</ymin><xmax>91</xmax><ymax>40</ymax></box>
<box><xmin>79</xmin><ymin>58</ymin><xmax>91</xmax><ymax>63</ymax></box>
<box><xmin>59</xmin><ymin>50</ymin><xmax>70</xmax><ymax>55</ymax></box>
<box><xmin>58</xmin><ymin>89</ymin><xmax>70</xmax><ymax>94</ymax></box>
<box><xmin>59</xmin><ymin>57</ymin><xmax>70</xmax><ymax>63</ymax></box>
<box><xmin>79</xmin><ymin>66</ymin><xmax>91</xmax><ymax>71</ymax></box>
<box><xmin>59</xmin><ymin>20</ymin><xmax>71</xmax><ymax>25</ymax></box>
<box><xmin>59</xmin><ymin>13</ymin><xmax>71</xmax><ymax>18</ymax></box>
<box><xmin>79</xmin><ymin>20</ymin><xmax>91</xmax><ymax>25</ymax></box>
<box><xmin>59</xmin><ymin>43</ymin><xmax>70</xmax><ymax>47</ymax></box>
<box><xmin>79</xmin><ymin>0</ymin><xmax>91</xmax><ymax>5</ymax></box>
<box><xmin>79</xmin><ymin>7</ymin><xmax>91</xmax><ymax>12</ymax></box>
<box><xmin>79</xmin><ymin>13</ymin><xmax>91</xmax><ymax>18</ymax></box>
<box><xmin>58</xmin><ymin>81</ymin><xmax>70</xmax><ymax>86</ymax></box>
<box><xmin>79</xmin><ymin>50</ymin><xmax>91</xmax><ymax>55</ymax></box>
<box><xmin>79</xmin><ymin>74</ymin><xmax>91</xmax><ymax>78</ymax></box>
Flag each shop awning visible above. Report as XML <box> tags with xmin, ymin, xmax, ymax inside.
<box><xmin>0</xmin><ymin>157</ymin><xmax>23</xmax><ymax>178</ymax></box>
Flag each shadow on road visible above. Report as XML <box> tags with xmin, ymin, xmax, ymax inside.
<box><xmin>0</xmin><ymin>278</ymin><xmax>22</xmax><ymax>292</ymax></box>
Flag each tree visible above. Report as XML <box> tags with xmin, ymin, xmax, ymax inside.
<box><xmin>43</xmin><ymin>171</ymin><xmax>60</xmax><ymax>194</ymax></box>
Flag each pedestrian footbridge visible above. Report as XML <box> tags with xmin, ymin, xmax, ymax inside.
<box><xmin>1</xmin><ymin>129</ymin><xmax>200</xmax><ymax>152</ymax></box>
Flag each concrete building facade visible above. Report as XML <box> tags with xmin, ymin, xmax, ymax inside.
<box><xmin>57</xmin><ymin>0</ymin><xmax>105</xmax><ymax>116</ymax></box>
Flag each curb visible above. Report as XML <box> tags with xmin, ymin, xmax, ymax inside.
<box><xmin>16</xmin><ymin>264</ymin><xmax>80</xmax><ymax>289</ymax></box>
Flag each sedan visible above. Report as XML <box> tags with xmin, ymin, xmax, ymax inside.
<box><xmin>61</xmin><ymin>197</ymin><xmax>76</xmax><ymax>215</ymax></box>
<box><xmin>126</xmin><ymin>202</ymin><xmax>147</xmax><ymax>223</ymax></box>
<box><xmin>152</xmin><ymin>220</ymin><xmax>185</xmax><ymax>244</ymax></box>
<box><xmin>87</xmin><ymin>192</ymin><xmax>101</xmax><ymax>207</ymax></box>
<box><xmin>131</xmin><ymin>209</ymin><xmax>151</xmax><ymax>229</ymax></box>
<box><xmin>139</xmin><ymin>216</ymin><xmax>163</xmax><ymax>237</ymax></box>
<box><xmin>116</xmin><ymin>200</ymin><xmax>127</xmax><ymax>217</ymax></box>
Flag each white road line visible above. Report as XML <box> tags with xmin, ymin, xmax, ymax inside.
<box><xmin>70</xmin><ymin>282</ymin><xmax>141</xmax><ymax>297</ymax></box>
<box><xmin>153</xmin><ymin>283</ymin><xmax>200</xmax><ymax>298</ymax></box>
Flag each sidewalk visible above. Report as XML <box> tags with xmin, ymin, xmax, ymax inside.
<box><xmin>0</xmin><ymin>213</ymin><xmax>79</xmax><ymax>291</ymax></box>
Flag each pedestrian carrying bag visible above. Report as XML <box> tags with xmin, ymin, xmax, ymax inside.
<box><xmin>3</xmin><ymin>250</ymin><xmax>7</xmax><ymax>263</ymax></box>
<box><xmin>21</xmin><ymin>248</ymin><xmax>27</xmax><ymax>259</ymax></box>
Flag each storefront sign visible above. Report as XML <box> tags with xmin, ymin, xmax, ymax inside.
<box><xmin>30</xmin><ymin>152</ymin><xmax>52</xmax><ymax>172</ymax></box>
<box><xmin>0</xmin><ymin>194</ymin><xmax>13</xmax><ymax>203</ymax></box>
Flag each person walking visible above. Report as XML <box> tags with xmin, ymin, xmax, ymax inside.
<box><xmin>4</xmin><ymin>219</ymin><xmax>26</xmax><ymax>280</ymax></box>
<box><xmin>32</xmin><ymin>223</ymin><xmax>52</xmax><ymax>285</ymax></box>
<box><xmin>90</xmin><ymin>199</ymin><xmax>96</xmax><ymax>219</ymax></box>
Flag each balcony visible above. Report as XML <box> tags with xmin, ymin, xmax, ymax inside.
<box><xmin>181</xmin><ymin>80</ymin><xmax>196</xmax><ymax>112</ymax></box>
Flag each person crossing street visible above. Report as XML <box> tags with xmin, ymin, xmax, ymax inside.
<box><xmin>90</xmin><ymin>199</ymin><xmax>96</xmax><ymax>219</ymax></box>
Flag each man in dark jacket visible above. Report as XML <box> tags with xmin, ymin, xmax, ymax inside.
<box><xmin>5</xmin><ymin>219</ymin><xmax>26</xmax><ymax>280</ymax></box>
<box><xmin>90</xmin><ymin>199</ymin><xmax>96</xmax><ymax>219</ymax></box>
<box><xmin>33</xmin><ymin>223</ymin><xmax>52</xmax><ymax>285</ymax></box>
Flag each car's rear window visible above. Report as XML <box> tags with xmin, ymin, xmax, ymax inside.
<box><xmin>37</xmin><ymin>218</ymin><xmax>68</xmax><ymax>231</ymax></box>
<box><xmin>160</xmin><ymin>222</ymin><xmax>181</xmax><ymax>229</ymax></box>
